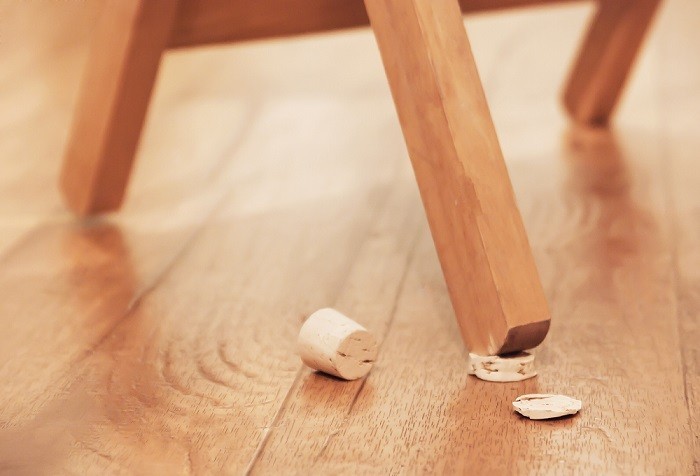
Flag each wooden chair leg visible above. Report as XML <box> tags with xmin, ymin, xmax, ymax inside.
<box><xmin>364</xmin><ymin>0</ymin><xmax>550</xmax><ymax>355</ymax></box>
<box><xmin>60</xmin><ymin>0</ymin><xmax>179</xmax><ymax>215</ymax></box>
<box><xmin>563</xmin><ymin>0</ymin><xmax>662</xmax><ymax>125</ymax></box>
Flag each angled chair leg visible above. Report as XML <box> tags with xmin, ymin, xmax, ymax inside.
<box><xmin>364</xmin><ymin>0</ymin><xmax>550</xmax><ymax>355</ymax></box>
<box><xmin>563</xmin><ymin>0</ymin><xmax>662</xmax><ymax>125</ymax></box>
<box><xmin>60</xmin><ymin>0</ymin><xmax>179</xmax><ymax>215</ymax></box>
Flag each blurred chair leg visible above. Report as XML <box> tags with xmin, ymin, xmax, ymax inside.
<box><xmin>60</xmin><ymin>0</ymin><xmax>179</xmax><ymax>215</ymax></box>
<box><xmin>365</xmin><ymin>0</ymin><xmax>550</xmax><ymax>355</ymax></box>
<box><xmin>563</xmin><ymin>0</ymin><xmax>662</xmax><ymax>125</ymax></box>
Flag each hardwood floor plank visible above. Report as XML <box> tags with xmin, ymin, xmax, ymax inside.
<box><xmin>287</xmin><ymin>125</ymin><xmax>693</xmax><ymax>474</ymax></box>
<box><xmin>1</xmin><ymin>2</ymin><xmax>697</xmax><ymax>473</ymax></box>
<box><xmin>0</xmin><ymin>23</ymin><xmax>408</xmax><ymax>472</ymax></box>
<box><xmin>245</xmin><ymin>7</ymin><xmax>692</xmax><ymax>473</ymax></box>
<box><xmin>1</xmin><ymin>0</ymin><xmax>374</xmax><ymax>436</ymax></box>
<box><xmin>247</xmin><ymin>182</ymin><xmax>424</xmax><ymax>474</ymax></box>
<box><xmin>0</xmin><ymin>21</ymin><xmax>293</xmax><ymax>431</ymax></box>
<box><xmin>0</xmin><ymin>216</ymin><xmax>208</xmax><ymax>422</ymax></box>
<box><xmin>44</xmin><ymin>173</ymin><xmax>406</xmax><ymax>474</ymax></box>
<box><xmin>657</xmin><ymin>0</ymin><xmax>700</xmax><ymax>469</ymax></box>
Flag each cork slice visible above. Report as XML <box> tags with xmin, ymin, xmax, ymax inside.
<box><xmin>513</xmin><ymin>394</ymin><xmax>582</xmax><ymax>420</ymax></box>
<box><xmin>468</xmin><ymin>351</ymin><xmax>537</xmax><ymax>382</ymax></box>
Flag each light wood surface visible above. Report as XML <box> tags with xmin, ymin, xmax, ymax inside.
<box><xmin>60</xmin><ymin>0</ymin><xmax>179</xmax><ymax>214</ymax></box>
<box><xmin>1</xmin><ymin>1</ymin><xmax>698</xmax><ymax>473</ymax></box>
<box><xmin>660</xmin><ymin>0</ymin><xmax>700</xmax><ymax>467</ymax></box>
<box><xmin>563</xmin><ymin>0</ymin><xmax>662</xmax><ymax>124</ymax></box>
<box><xmin>169</xmin><ymin>0</ymin><xmax>583</xmax><ymax>48</ymax></box>
<box><xmin>365</xmin><ymin>0</ymin><xmax>549</xmax><ymax>355</ymax></box>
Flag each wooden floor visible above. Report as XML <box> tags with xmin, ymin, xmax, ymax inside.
<box><xmin>0</xmin><ymin>1</ymin><xmax>698</xmax><ymax>474</ymax></box>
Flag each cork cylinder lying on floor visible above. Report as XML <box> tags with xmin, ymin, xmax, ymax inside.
<box><xmin>297</xmin><ymin>308</ymin><xmax>377</xmax><ymax>380</ymax></box>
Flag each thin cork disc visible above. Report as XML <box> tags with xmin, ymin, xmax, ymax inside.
<box><xmin>468</xmin><ymin>351</ymin><xmax>537</xmax><ymax>382</ymax></box>
<box><xmin>512</xmin><ymin>394</ymin><xmax>582</xmax><ymax>420</ymax></box>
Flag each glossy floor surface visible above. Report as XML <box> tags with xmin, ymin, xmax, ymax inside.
<box><xmin>0</xmin><ymin>1</ymin><xmax>698</xmax><ymax>474</ymax></box>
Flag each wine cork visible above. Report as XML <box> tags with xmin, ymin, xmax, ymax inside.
<box><xmin>297</xmin><ymin>308</ymin><xmax>377</xmax><ymax>380</ymax></box>
<box><xmin>468</xmin><ymin>351</ymin><xmax>537</xmax><ymax>382</ymax></box>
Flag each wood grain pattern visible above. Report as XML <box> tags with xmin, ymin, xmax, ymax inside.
<box><xmin>1</xmin><ymin>2</ymin><xmax>698</xmax><ymax>474</ymax></box>
<box><xmin>658</xmin><ymin>0</ymin><xmax>700</xmax><ymax>470</ymax></box>
<box><xmin>365</xmin><ymin>0</ymin><xmax>550</xmax><ymax>355</ymax></box>
<box><xmin>563</xmin><ymin>0</ymin><xmax>662</xmax><ymax>124</ymax></box>
<box><xmin>169</xmin><ymin>0</ymin><xmax>583</xmax><ymax>48</ymax></box>
<box><xmin>0</xmin><ymin>1</ymin><xmax>298</xmax><ymax>432</ymax></box>
<box><xmin>250</xmin><ymin>126</ymin><xmax>694</xmax><ymax>474</ymax></box>
<box><xmin>60</xmin><ymin>0</ymin><xmax>179</xmax><ymax>215</ymax></box>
